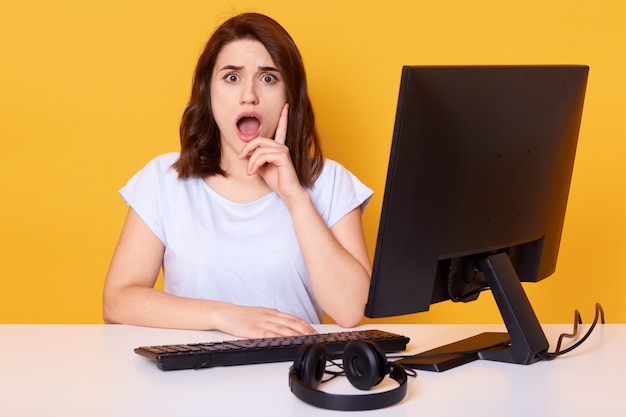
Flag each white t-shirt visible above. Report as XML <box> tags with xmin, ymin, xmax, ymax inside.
<box><xmin>120</xmin><ymin>152</ymin><xmax>373</xmax><ymax>323</ymax></box>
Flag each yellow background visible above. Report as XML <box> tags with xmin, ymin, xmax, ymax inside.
<box><xmin>1</xmin><ymin>0</ymin><xmax>624</xmax><ymax>325</ymax></box>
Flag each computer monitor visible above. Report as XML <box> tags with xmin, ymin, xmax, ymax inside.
<box><xmin>365</xmin><ymin>65</ymin><xmax>589</xmax><ymax>371</ymax></box>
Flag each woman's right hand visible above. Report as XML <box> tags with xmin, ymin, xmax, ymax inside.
<box><xmin>215</xmin><ymin>304</ymin><xmax>318</xmax><ymax>339</ymax></box>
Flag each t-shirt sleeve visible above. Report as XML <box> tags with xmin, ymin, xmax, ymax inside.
<box><xmin>118</xmin><ymin>153</ymin><xmax>179</xmax><ymax>244</ymax></box>
<box><xmin>311</xmin><ymin>160</ymin><xmax>374</xmax><ymax>228</ymax></box>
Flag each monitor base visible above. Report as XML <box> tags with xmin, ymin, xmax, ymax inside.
<box><xmin>395</xmin><ymin>332</ymin><xmax>512</xmax><ymax>372</ymax></box>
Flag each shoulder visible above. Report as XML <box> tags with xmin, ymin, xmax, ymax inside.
<box><xmin>314</xmin><ymin>159</ymin><xmax>349</xmax><ymax>184</ymax></box>
<box><xmin>126</xmin><ymin>152</ymin><xmax>180</xmax><ymax>183</ymax></box>
<box><xmin>308</xmin><ymin>159</ymin><xmax>374</xmax><ymax>226</ymax></box>
<box><xmin>313</xmin><ymin>159</ymin><xmax>367</xmax><ymax>191</ymax></box>
<box><xmin>141</xmin><ymin>152</ymin><xmax>180</xmax><ymax>174</ymax></box>
<box><xmin>122</xmin><ymin>152</ymin><xmax>187</xmax><ymax>201</ymax></box>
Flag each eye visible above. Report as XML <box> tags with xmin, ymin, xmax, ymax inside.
<box><xmin>224</xmin><ymin>73</ymin><xmax>240</xmax><ymax>83</ymax></box>
<box><xmin>260</xmin><ymin>73</ymin><xmax>278</xmax><ymax>84</ymax></box>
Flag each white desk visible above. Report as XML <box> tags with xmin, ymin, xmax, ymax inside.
<box><xmin>0</xmin><ymin>324</ymin><xmax>622</xmax><ymax>416</ymax></box>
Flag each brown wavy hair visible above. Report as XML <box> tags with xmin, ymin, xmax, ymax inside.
<box><xmin>173</xmin><ymin>13</ymin><xmax>323</xmax><ymax>188</ymax></box>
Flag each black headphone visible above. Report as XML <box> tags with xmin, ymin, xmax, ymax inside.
<box><xmin>289</xmin><ymin>340</ymin><xmax>409</xmax><ymax>411</ymax></box>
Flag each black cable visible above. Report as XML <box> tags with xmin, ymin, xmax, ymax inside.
<box><xmin>447</xmin><ymin>258</ymin><xmax>490</xmax><ymax>303</ymax></box>
<box><xmin>389</xmin><ymin>303</ymin><xmax>604</xmax><ymax>364</ymax></box>
<box><xmin>321</xmin><ymin>359</ymin><xmax>345</xmax><ymax>382</ymax></box>
<box><xmin>554</xmin><ymin>309</ymin><xmax>582</xmax><ymax>353</ymax></box>
<box><xmin>452</xmin><ymin>285</ymin><xmax>491</xmax><ymax>302</ymax></box>
<box><xmin>537</xmin><ymin>303</ymin><xmax>605</xmax><ymax>360</ymax></box>
<box><xmin>321</xmin><ymin>358</ymin><xmax>418</xmax><ymax>383</ymax></box>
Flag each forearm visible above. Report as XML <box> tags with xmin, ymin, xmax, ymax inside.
<box><xmin>103</xmin><ymin>285</ymin><xmax>222</xmax><ymax>331</ymax></box>
<box><xmin>103</xmin><ymin>283</ymin><xmax>317</xmax><ymax>337</ymax></box>
<box><xmin>284</xmin><ymin>191</ymin><xmax>371</xmax><ymax>327</ymax></box>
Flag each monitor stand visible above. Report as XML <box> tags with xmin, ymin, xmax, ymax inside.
<box><xmin>396</xmin><ymin>332</ymin><xmax>511</xmax><ymax>372</ymax></box>
<box><xmin>397</xmin><ymin>252</ymin><xmax>550</xmax><ymax>372</ymax></box>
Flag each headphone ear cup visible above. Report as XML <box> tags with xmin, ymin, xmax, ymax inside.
<box><xmin>343</xmin><ymin>341</ymin><xmax>388</xmax><ymax>391</ymax></box>
<box><xmin>293</xmin><ymin>343</ymin><xmax>327</xmax><ymax>389</ymax></box>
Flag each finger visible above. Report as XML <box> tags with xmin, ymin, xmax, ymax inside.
<box><xmin>273</xmin><ymin>102</ymin><xmax>289</xmax><ymax>145</ymax></box>
<box><xmin>238</xmin><ymin>138</ymin><xmax>270</xmax><ymax>161</ymax></box>
<box><xmin>263</xmin><ymin>310</ymin><xmax>317</xmax><ymax>336</ymax></box>
<box><xmin>238</xmin><ymin>137</ymin><xmax>279</xmax><ymax>160</ymax></box>
<box><xmin>279</xmin><ymin>313</ymin><xmax>317</xmax><ymax>335</ymax></box>
<box><xmin>238</xmin><ymin>140</ymin><xmax>259</xmax><ymax>160</ymax></box>
<box><xmin>239</xmin><ymin>145</ymin><xmax>269</xmax><ymax>174</ymax></box>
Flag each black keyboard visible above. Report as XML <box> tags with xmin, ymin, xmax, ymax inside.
<box><xmin>135</xmin><ymin>329</ymin><xmax>410</xmax><ymax>371</ymax></box>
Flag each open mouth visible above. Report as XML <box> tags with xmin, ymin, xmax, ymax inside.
<box><xmin>236</xmin><ymin>114</ymin><xmax>261</xmax><ymax>141</ymax></box>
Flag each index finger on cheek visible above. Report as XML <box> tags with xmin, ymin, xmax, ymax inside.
<box><xmin>273</xmin><ymin>103</ymin><xmax>289</xmax><ymax>145</ymax></box>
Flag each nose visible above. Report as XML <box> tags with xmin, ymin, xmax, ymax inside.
<box><xmin>240</xmin><ymin>79</ymin><xmax>259</xmax><ymax>105</ymax></box>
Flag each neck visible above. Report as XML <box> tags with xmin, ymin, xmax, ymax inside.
<box><xmin>205</xmin><ymin>169</ymin><xmax>272</xmax><ymax>204</ymax></box>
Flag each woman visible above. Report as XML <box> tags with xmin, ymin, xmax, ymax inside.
<box><xmin>103</xmin><ymin>13</ymin><xmax>373</xmax><ymax>339</ymax></box>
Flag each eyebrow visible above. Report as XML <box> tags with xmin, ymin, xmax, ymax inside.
<box><xmin>259</xmin><ymin>66</ymin><xmax>280</xmax><ymax>73</ymax></box>
<box><xmin>217</xmin><ymin>65</ymin><xmax>280</xmax><ymax>73</ymax></box>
